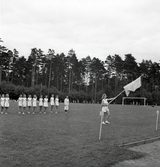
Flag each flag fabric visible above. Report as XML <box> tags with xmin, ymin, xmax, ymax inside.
<box><xmin>123</xmin><ymin>76</ymin><xmax>141</xmax><ymax>96</ymax></box>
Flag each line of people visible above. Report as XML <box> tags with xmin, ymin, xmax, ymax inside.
<box><xmin>0</xmin><ymin>94</ymin><xmax>69</xmax><ymax>114</ymax></box>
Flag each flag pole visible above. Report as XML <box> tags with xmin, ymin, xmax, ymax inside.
<box><xmin>156</xmin><ymin>110</ymin><xmax>159</xmax><ymax>131</ymax></box>
<box><xmin>99</xmin><ymin>111</ymin><xmax>103</xmax><ymax>140</ymax></box>
<box><xmin>108</xmin><ymin>90</ymin><xmax>125</xmax><ymax>104</ymax></box>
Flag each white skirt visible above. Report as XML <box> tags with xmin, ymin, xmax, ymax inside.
<box><xmin>102</xmin><ymin>106</ymin><xmax>109</xmax><ymax>113</ymax></box>
<box><xmin>50</xmin><ymin>101</ymin><xmax>54</xmax><ymax>105</ymax></box>
<box><xmin>44</xmin><ymin>102</ymin><xmax>48</xmax><ymax>107</ymax></box>
<box><xmin>18</xmin><ymin>101</ymin><xmax>22</xmax><ymax>107</ymax></box>
<box><xmin>23</xmin><ymin>101</ymin><xmax>27</xmax><ymax>107</ymax></box>
<box><xmin>1</xmin><ymin>100</ymin><xmax>5</xmax><ymax>107</ymax></box>
<box><xmin>64</xmin><ymin>105</ymin><xmax>69</xmax><ymax>110</ymax></box>
<box><xmin>33</xmin><ymin>102</ymin><xmax>37</xmax><ymax>107</ymax></box>
<box><xmin>5</xmin><ymin>102</ymin><xmax>9</xmax><ymax>107</ymax></box>
<box><xmin>28</xmin><ymin>101</ymin><xmax>32</xmax><ymax>106</ymax></box>
<box><xmin>39</xmin><ymin>102</ymin><xmax>43</xmax><ymax>106</ymax></box>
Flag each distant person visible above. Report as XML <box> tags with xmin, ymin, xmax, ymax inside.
<box><xmin>50</xmin><ymin>94</ymin><xmax>54</xmax><ymax>113</ymax></box>
<box><xmin>18</xmin><ymin>94</ymin><xmax>23</xmax><ymax>114</ymax></box>
<box><xmin>43</xmin><ymin>95</ymin><xmax>48</xmax><ymax>114</ymax></box>
<box><xmin>101</xmin><ymin>93</ymin><xmax>115</xmax><ymax>124</ymax></box>
<box><xmin>22</xmin><ymin>94</ymin><xmax>27</xmax><ymax>114</ymax></box>
<box><xmin>4</xmin><ymin>94</ymin><xmax>10</xmax><ymax>114</ymax></box>
<box><xmin>64</xmin><ymin>96</ymin><xmax>69</xmax><ymax>113</ymax></box>
<box><xmin>1</xmin><ymin>94</ymin><xmax>5</xmax><ymax>114</ymax></box>
<box><xmin>55</xmin><ymin>95</ymin><xmax>59</xmax><ymax>113</ymax></box>
<box><xmin>27</xmin><ymin>95</ymin><xmax>32</xmax><ymax>113</ymax></box>
<box><xmin>39</xmin><ymin>95</ymin><xmax>43</xmax><ymax>113</ymax></box>
<box><xmin>32</xmin><ymin>95</ymin><xmax>37</xmax><ymax>114</ymax></box>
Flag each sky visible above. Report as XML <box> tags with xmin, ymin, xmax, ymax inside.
<box><xmin>0</xmin><ymin>0</ymin><xmax>160</xmax><ymax>63</ymax></box>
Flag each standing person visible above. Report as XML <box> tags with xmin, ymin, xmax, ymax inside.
<box><xmin>55</xmin><ymin>95</ymin><xmax>59</xmax><ymax>114</ymax></box>
<box><xmin>64</xmin><ymin>96</ymin><xmax>69</xmax><ymax>113</ymax></box>
<box><xmin>18</xmin><ymin>94</ymin><xmax>23</xmax><ymax>114</ymax></box>
<box><xmin>4</xmin><ymin>94</ymin><xmax>10</xmax><ymax>114</ymax></box>
<box><xmin>32</xmin><ymin>95</ymin><xmax>37</xmax><ymax>114</ymax></box>
<box><xmin>43</xmin><ymin>95</ymin><xmax>48</xmax><ymax>114</ymax></box>
<box><xmin>22</xmin><ymin>94</ymin><xmax>27</xmax><ymax>114</ymax></box>
<box><xmin>39</xmin><ymin>95</ymin><xmax>43</xmax><ymax>113</ymax></box>
<box><xmin>1</xmin><ymin>94</ymin><xmax>5</xmax><ymax>114</ymax></box>
<box><xmin>101</xmin><ymin>93</ymin><xmax>115</xmax><ymax>124</ymax></box>
<box><xmin>50</xmin><ymin>94</ymin><xmax>54</xmax><ymax>113</ymax></box>
<box><xmin>27</xmin><ymin>95</ymin><xmax>32</xmax><ymax>113</ymax></box>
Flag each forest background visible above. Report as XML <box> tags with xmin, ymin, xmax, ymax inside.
<box><xmin>0</xmin><ymin>40</ymin><xmax>160</xmax><ymax>105</ymax></box>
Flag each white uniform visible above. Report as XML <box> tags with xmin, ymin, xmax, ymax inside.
<box><xmin>1</xmin><ymin>97</ymin><xmax>5</xmax><ymax>107</ymax></box>
<box><xmin>55</xmin><ymin>98</ymin><xmax>59</xmax><ymax>106</ymax></box>
<box><xmin>22</xmin><ymin>97</ymin><xmax>27</xmax><ymax>107</ymax></box>
<box><xmin>39</xmin><ymin>98</ymin><xmax>43</xmax><ymax>106</ymax></box>
<box><xmin>28</xmin><ymin>97</ymin><xmax>32</xmax><ymax>107</ymax></box>
<box><xmin>101</xmin><ymin>99</ymin><xmax>109</xmax><ymax>113</ymax></box>
<box><xmin>44</xmin><ymin>98</ymin><xmax>48</xmax><ymax>107</ymax></box>
<box><xmin>50</xmin><ymin>97</ymin><xmax>54</xmax><ymax>106</ymax></box>
<box><xmin>64</xmin><ymin>98</ymin><xmax>69</xmax><ymax>111</ymax></box>
<box><xmin>5</xmin><ymin>97</ymin><xmax>10</xmax><ymax>107</ymax></box>
<box><xmin>33</xmin><ymin>97</ymin><xmax>37</xmax><ymax>107</ymax></box>
<box><xmin>18</xmin><ymin>97</ymin><xmax>23</xmax><ymax>107</ymax></box>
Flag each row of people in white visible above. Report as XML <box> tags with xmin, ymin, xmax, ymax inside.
<box><xmin>0</xmin><ymin>94</ymin><xmax>69</xmax><ymax>114</ymax></box>
<box><xmin>18</xmin><ymin>95</ymin><xmax>59</xmax><ymax>106</ymax></box>
<box><xmin>18</xmin><ymin>94</ymin><xmax>60</xmax><ymax>114</ymax></box>
<box><xmin>18</xmin><ymin>95</ymin><xmax>54</xmax><ymax>107</ymax></box>
<box><xmin>17</xmin><ymin>94</ymin><xmax>69</xmax><ymax>114</ymax></box>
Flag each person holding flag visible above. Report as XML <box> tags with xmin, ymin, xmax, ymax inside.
<box><xmin>101</xmin><ymin>93</ymin><xmax>115</xmax><ymax>124</ymax></box>
<box><xmin>99</xmin><ymin>76</ymin><xmax>142</xmax><ymax>140</ymax></box>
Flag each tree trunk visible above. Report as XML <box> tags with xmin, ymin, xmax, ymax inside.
<box><xmin>31</xmin><ymin>67</ymin><xmax>35</xmax><ymax>88</ymax></box>
<box><xmin>61</xmin><ymin>74</ymin><xmax>63</xmax><ymax>92</ymax></box>
<box><xmin>94</xmin><ymin>77</ymin><xmax>97</xmax><ymax>103</ymax></box>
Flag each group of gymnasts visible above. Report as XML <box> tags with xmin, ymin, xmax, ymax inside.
<box><xmin>0</xmin><ymin>94</ymin><xmax>69</xmax><ymax>115</ymax></box>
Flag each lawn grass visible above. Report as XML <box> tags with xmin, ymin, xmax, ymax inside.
<box><xmin>0</xmin><ymin>101</ymin><xmax>160</xmax><ymax>167</ymax></box>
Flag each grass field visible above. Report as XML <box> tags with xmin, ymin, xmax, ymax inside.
<box><xmin>0</xmin><ymin>101</ymin><xmax>160</xmax><ymax>167</ymax></box>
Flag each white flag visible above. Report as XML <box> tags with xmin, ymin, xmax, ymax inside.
<box><xmin>123</xmin><ymin>76</ymin><xmax>141</xmax><ymax>96</ymax></box>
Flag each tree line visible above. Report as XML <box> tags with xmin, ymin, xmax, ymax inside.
<box><xmin>0</xmin><ymin>40</ymin><xmax>160</xmax><ymax>104</ymax></box>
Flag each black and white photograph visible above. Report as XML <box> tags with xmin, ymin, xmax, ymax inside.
<box><xmin>0</xmin><ymin>0</ymin><xmax>160</xmax><ymax>166</ymax></box>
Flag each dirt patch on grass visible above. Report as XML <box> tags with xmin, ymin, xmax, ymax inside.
<box><xmin>112</xmin><ymin>141</ymin><xmax>160</xmax><ymax>167</ymax></box>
